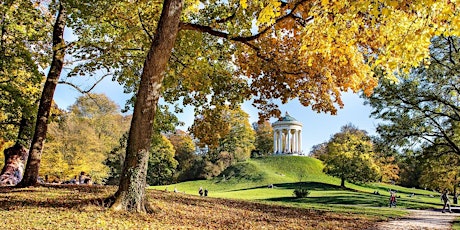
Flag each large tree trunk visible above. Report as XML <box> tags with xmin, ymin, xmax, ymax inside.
<box><xmin>18</xmin><ymin>3</ymin><xmax>66</xmax><ymax>187</ymax></box>
<box><xmin>110</xmin><ymin>0</ymin><xmax>182</xmax><ymax>212</ymax></box>
<box><xmin>0</xmin><ymin>144</ymin><xmax>28</xmax><ymax>186</ymax></box>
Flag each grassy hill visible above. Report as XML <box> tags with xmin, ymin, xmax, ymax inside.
<box><xmin>152</xmin><ymin>156</ymin><xmax>448</xmax><ymax>216</ymax></box>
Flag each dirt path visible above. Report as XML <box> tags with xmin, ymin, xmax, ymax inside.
<box><xmin>377</xmin><ymin>209</ymin><xmax>460</xmax><ymax>230</ymax></box>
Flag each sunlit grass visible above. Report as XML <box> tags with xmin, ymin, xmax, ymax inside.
<box><xmin>152</xmin><ymin>156</ymin><xmax>445</xmax><ymax>218</ymax></box>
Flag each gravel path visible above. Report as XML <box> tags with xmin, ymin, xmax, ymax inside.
<box><xmin>377</xmin><ymin>209</ymin><xmax>460</xmax><ymax>230</ymax></box>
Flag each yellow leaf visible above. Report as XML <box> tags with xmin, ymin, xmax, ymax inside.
<box><xmin>240</xmin><ymin>0</ymin><xmax>247</xmax><ymax>9</ymax></box>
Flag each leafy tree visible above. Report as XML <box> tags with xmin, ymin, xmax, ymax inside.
<box><xmin>41</xmin><ymin>94</ymin><xmax>130</xmax><ymax>183</ymax></box>
<box><xmin>191</xmin><ymin>105</ymin><xmax>255</xmax><ymax>161</ymax></box>
<box><xmin>310</xmin><ymin>142</ymin><xmax>328</xmax><ymax>161</ymax></box>
<box><xmin>418</xmin><ymin>148</ymin><xmax>460</xmax><ymax>193</ymax></box>
<box><xmin>0</xmin><ymin>0</ymin><xmax>51</xmax><ymax>145</ymax></box>
<box><xmin>397</xmin><ymin>150</ymin><xmax>424</xmax><ymax>188</ymax></box>
<box><xmin>365</xmin><ymin>36</ymin><xmax>460</xmax><ymax>156</ymax></box>
<box><xmin>323</xmin><ymin>124</ymin><xmax>380</xmax><ymax>188</ymax></box>
<box><xmin>189</xmin><ymin>105</ymin><xmax>254</xmax><ymax>178</ymax></box>
<box><xmin>147</xmin><ymin>135</ymin><xmax>178</xmax><ymax>185</ymax></box>
<box><xmin>105</xmin><ymin>105</ymin><xmax>180</xmax><ymax>185</ymax></box>
<box><xmin>104</xmin><ymin>133</ymin><xmax>128</xmax><ymax>185</ymax></box>
<box><xmin>71</xmin><ymin>0</ymin><xmax>460</xmax><ymax>212</ymax></box>
<box><xmin>364</xmin><ymin>36</ymin><xmax>460</xmax><ymax>190</ymax></box>
<box><xmin>167</xmin><ymin>130</ymin><xmax>197</xmax><ymax>182</ymax></box>
<box><xmin>252</xmin><ymin>121</ymin><xmax>273</xmax><ymax>157</ymax></box>
<box><xmin>372</xmin><ymin>137</ymin><xmax>400</xmax><ymax>183</ymax></box>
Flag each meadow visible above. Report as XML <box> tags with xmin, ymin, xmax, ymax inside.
<box><xmin>153</xmin><ymin>156</ymin><xmax>444</xmax><ymax>217</ymax></box>
<box><xmin>0</xmin><ymin>156</ymin><xmax>450</xmax><ymax>229</ymax></box>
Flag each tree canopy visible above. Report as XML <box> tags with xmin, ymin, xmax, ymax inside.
<box><xmin>365</xmin><ymin>36</ymin><xmax>460</xmax><ymax>156</ymax></box>
<box><xmin>42</xmin><ymin>94</ymin><xmax>130</xmax><ymax>183</ymax></box>
<box><xmin>0</xmin><ymin>0</ymin><xmax>51</xmax><ymax>145</ymax></box>
<box><xmin>323</xmin><ymin>124</ymin><xmax>380</xmax><ymax>187</ymax></box>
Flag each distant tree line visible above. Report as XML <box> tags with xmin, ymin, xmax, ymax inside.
<box><xmin>1</xmin><ymin>94</ymin><xmax>276</xmax><ymax>186</ymax></box>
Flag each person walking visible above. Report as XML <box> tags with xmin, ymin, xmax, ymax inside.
<box><xmin>441</xmin><ymin>190</ymin><xmax>452</xmax><ymax>213</ymax></box>
<box><xmin>389</xmin><ymin>191</ymin><xmax>397</xmax><ymax>208</ymax></box>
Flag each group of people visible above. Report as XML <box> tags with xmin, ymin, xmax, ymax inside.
<box><xmin>387</xmin><ymin>189</ymin><xmax>455</xmax><ymax>213</ymax></box>
<box><xmin>198</xmin><ymin>187</ymin><xmax>208</xmax><ymax>197</ymax></box>
<box><xmin>51</xmin><ymin>171</ymin><xmax>92</xmax><ymax>185</ymax></box>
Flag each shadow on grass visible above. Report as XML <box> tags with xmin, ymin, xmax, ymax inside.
<box><xmin>227</xmin><ymin>182</ymin><xmax>348</xmax><ymax>192</ymax></box>
<box><xmin>266</xmin><ymin>194</ymin><xmax>390</xmax><ymax>207</ymax></box>
<box><xmin>264</xmin><ymin>192</ymin><xmax>440</xmax><ymax>209</ymax></box>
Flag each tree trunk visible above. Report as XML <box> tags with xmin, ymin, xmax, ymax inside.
<box><xmin>18</xmin><ymin>3</ymin><xmax>66</xmax><ymax>187</ymax></box>
<box><xmin>341</xmin><ymin>177</ymin><xmax>345</xmax><ymax>188</ymax></box>
<box><xmin>110</xmin><ymin>0</ymin><xmax>182</xmax><ymax>212</ymax></box>
<box><xmin>0</xmin><ymin>144</ymin><xmax>28</xmax><ymax>186</ymax></box>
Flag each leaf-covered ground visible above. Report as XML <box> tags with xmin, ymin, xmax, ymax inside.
<box><xmin>0</xmin><ymin>185</ymin><xmax>379</xmax><ymax>229</ymax></box>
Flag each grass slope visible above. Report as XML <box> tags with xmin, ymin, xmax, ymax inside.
<box><xmin>152</xmin><ymin>156</ymin><xmax>449</xmax><ymax>216</ymax></box>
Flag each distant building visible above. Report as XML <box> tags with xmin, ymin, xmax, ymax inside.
<box><xmin>272</xmin><ymin>112</ymin><xmax>303</xmax><ymax>155</ymax></box>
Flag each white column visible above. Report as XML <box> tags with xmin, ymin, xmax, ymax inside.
<box><xmin>285</xmin><ymin>129</ymin><xmax>290</xmax><ymax>153</ymax></box>
<box><xmin>298</xmin><ymin>130</ymin><xmax>302</xmax><ymax>154</ymax></box>
<box><xmin>291</xmin><ymin>129</ymin><xmax>296</xmax><ymax>153</ymax></box>
<box><xmin>279</xmin><ymin>131</ymin><xmax>283</xmax><ymax>154</ymax></box>
<box><xmin>273</xmin><ymin>130</ymin><xmax>277</xmax><ymax>154</ymax></box>
<box><xmin>281</xmin><ymin>130</ymin><xmax>285</xmax><ymax>153</ymax></box>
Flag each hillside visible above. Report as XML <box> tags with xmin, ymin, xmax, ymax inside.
<box><xmin>154</xmin><ymin>156</ymin><xmax>338</xmax><ymax>196</ymax></box>
<box><xmin>216</xmin><ymin>155</ymin><xmax>337</xmax><ymax>186</ymax></box>
<box><xmin>152</xmin><ymin>156</ymin><xmax>444</xmax><ymax>212</ymax></box>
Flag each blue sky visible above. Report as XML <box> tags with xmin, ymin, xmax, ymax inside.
<box><xmin>54</xmin><ymin>76</ymin><xmax>380</xmax><ymax>154</ymax></box>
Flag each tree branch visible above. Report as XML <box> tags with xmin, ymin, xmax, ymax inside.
<box><xmin>138</xmin><ymin>8</ymin><xmax>154</xmax><ymax>42</ymax></box>
<box><xmin>179</xmin><ymin>0</ymin><xmax>312</xmax><ymax>51</ymax></box>
<box><xmin>57</xmin><ymin>72</ymin><xmax>112</xmax><ymax>94</ymax></box>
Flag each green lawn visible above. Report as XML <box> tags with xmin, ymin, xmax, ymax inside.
<box><xmin>151</xmin><ymin>156</ymin><xmax>446</xmax><ymax>218</ymax></box>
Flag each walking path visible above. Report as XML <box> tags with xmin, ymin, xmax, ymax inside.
<box><xmin>377</xmin><ymin>209</ymin><xmax>460</xmax><ymax>230</ymax></box>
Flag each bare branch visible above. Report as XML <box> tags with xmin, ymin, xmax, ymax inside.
<box><xmin>138</xmin><ymin>8</ymin><xmax>154</xmax><ymax>42</ymax></box>
<box><xmin>58</xmin><ymin>72</ymin><xmax>113</xmax><ymax>94</ymax></box>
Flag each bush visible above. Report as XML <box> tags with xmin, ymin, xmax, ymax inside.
<box><xmin>293</xmin><ymin>188</ymin><xmax>310</xmax><ymax>198</ymax></box>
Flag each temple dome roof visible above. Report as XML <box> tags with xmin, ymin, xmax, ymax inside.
<box><xmin>272</xmin><ymin>112</ymin><xmax>302</xmax><ymax>127</ymax></box>
<box><xmin>278</xmin><ymin>112</ymin><xmax>297</xmax><ymax>122</ymax></box>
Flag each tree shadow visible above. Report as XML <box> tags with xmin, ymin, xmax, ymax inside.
<box><xmin>227</xmin><ymin>182</ymin><xmax>348</xmax><ymax>192</ymax></box>
<box><xmin>0</xmin><ymin>184</ymin><xmax>114</xmax><ymax>210</ymax></box>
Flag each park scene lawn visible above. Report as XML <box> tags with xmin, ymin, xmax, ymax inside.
<box><xmin>0</xmin><ymin>156</ymin><xmax>450</xmax><ymax>229</ymax></box>
<box><xmin>152</xmin><ymin>156</ymin><xmax>444</xmax><ymax>217</ymax></box>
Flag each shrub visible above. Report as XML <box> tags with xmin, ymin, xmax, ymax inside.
<box><xmin>293</xmin><ymin>188</ymin><xmax>310</xmax><ymax>198</ymax></box>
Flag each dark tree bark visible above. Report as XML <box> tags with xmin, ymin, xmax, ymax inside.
<box><xmin>18</xmin><ymin>3</ymin><xmax>66</xmax><ymax>187</ymax></box>
<box><xmin>110</xmin><ymin>0</ymin><xmax>182</xmax><ymax>212</ymax></box>
<box><xmin>0</xmin><ymin>143</ymin><xmax>28</xmax><ymax>186</ymax></box>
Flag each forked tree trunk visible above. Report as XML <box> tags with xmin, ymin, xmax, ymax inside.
<box><xmin>0</xmin><ymin>144</ymin><xmax>28</xmax><ymax>186</ymax></box>
<box><xmin>110</xmin><ymin>0</ymin><xmax>182</xmax><ymax>212</ymax></box>
<box><xmin>18</xmin><ymin>3</ymin><xmax>66</xmax><ymax>187</ymax></box>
